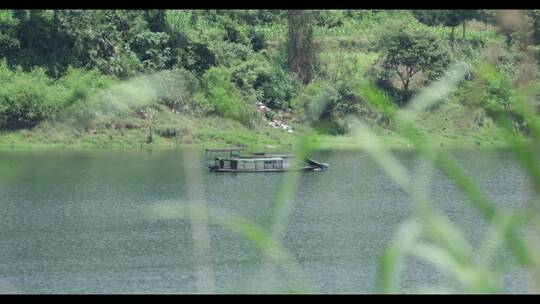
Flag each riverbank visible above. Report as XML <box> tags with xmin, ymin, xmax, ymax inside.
<box><xmin>0</xmin><ymin>109</ymin><xmax>513</xmax><ymax>152</ymax></box>
<box><xmin>0</xmin><ymin>90</ymin><xmax>516</xmax><ymax>152</ymax></box>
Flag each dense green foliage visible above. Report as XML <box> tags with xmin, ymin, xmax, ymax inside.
<box><xmin>0</xmin><ymin>60</ymin><xmax>115</xmax><ymax>129</ymax></box>
<box><xmin>196</xmin><ymin>66</ymin><xmax>255</xmax><ymax>126</ymax></box>
<box><xmin>0</xmin><ymin>9</ymin><xmax>539</xmax><ymax>138</ymax></box>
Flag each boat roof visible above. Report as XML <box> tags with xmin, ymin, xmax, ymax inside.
<box><xmin>235</xmin><ymin>157</ymin><xmax>284</xmax><ymax>162</ymax></box>
<box><xmin>239</xmin><ymin>154</ymin><xmax>293</xmax><ymax>158</ymax></box>
<box><xmin>205</xmin><ymin>147</ymin><xmax>244</xmax><ymax>152</ymax></box>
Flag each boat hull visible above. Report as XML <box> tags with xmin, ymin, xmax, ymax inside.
<box><xmin>209</xmin><ymin>166</ymin><xmax>325</xmax><ymax>172</ymax></box>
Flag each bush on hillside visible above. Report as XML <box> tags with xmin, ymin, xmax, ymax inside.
<box><xmin>0</xmin><ymin>62</ymin><xmax>63</xmax><ymax>128</ymax></box>
<box><xmin>231</xmin><ymin>55</ymin><xmax>298</xmax><ymax>109</ymax></box>
<box><xmin>152</xmin><ymin>68</ymin><xmax>201</xmax><ymax>113</ymax></box>
<box><xmin>297</xmin><ymin>79</ymin><xmax>364</xmax><ymax>134</ymax></box>
<box><xmin>195</xmin><ymin>66</ymin><xmax>255</xmax><ymax>127</ymax></box>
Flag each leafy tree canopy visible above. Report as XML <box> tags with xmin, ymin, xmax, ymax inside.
<box><xmin>377</xmin><ymin>23</ymin><xmax>452</xmax><ymax>103</ymax></box>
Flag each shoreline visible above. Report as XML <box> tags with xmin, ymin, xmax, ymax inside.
<box><xmin>0</xmin><ymin>131</ymin><xmax>515</xmax><ymax>152</ymax></box>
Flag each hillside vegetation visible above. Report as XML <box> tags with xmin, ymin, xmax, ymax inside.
<box><xmin>0</xmin><ymin>10</ymin><xmax>539</xmax><ymax>150</ymax></box>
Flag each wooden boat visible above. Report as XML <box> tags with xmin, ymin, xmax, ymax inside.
<box><xmin>204</xmin><ymin>147</ymin><xmax>329</xmax><ymax>172</ymax></box>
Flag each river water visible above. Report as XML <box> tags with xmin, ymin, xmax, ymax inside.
<box><xmin>0</xmin><ymin>148</ymin><xmax>535</xmax><ymax>293</ymax></box>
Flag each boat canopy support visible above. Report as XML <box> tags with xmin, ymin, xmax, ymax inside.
<box><xmin>205</xmin><ymin>147</ymin><xmax>244</xmax><ymax>152</ymax></box>
<box><xmin>205</xmin><ymin>147</ymin><xmax>244</xmax><ymax>162</ymax></box>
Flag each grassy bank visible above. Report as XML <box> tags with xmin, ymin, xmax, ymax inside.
<box><xmin>0</xmin><ymin>98</ymin><xmax>512</xmax><ymax>152</ymax></box>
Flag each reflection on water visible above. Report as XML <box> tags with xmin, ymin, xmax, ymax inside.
<box><xmin>0</xmin><ymin>148</ymin><xmax>534</xmax><ymax>293</ymax></box>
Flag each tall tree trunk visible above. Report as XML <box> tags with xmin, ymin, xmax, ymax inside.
<box><xmin>403</xmin><ymin>79</ymin><xmax>410</xmax><ymax>94</ymax></box>
<box><xmin>450</xmin><ymin>26</ymin><xmax>455</xmax><ymax>48</ymax></box>
<box><xmin>287</xmin><ymin>10</ymin><xmax>314</xmax><ymax>85</ymax></box>
<box><xmin>146</xmin><ymin>9</ymin><xmax>167</xmax><ymax>32</ymax></box>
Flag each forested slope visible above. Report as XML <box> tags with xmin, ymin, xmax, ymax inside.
<box><xmin>0</xmin><ymin>10</ymin><xmax>538</xmax><ymax>149</ymax></box>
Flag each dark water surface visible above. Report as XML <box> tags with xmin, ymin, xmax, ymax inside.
<box><xmin>0</xmin><ymin>148</ymin><xmax>534</xmax><ymax>293</ymax></box>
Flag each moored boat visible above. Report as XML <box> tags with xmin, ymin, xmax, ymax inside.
<box><xmin>204</xmin><ymin>148</ymin><xmax>329</xmax><ymax>172</ymax></box>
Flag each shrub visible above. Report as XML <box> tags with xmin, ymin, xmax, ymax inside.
<box><xmin>196</xmin><ymin>66</ymin><xmax>255</xmax><ymax>126</ymax></box>
<box><xmin>213</xmin><ymin>41</ymin><xmax>254</xmax><ymax>67</ymax></box>
<box><xmin>0</xmin><ymin>11</ymin><xmax>20</xmax><ymax>56</ymax></box>
<box><xmin>222</xmin><ymin>19</ymin><xmax>249</xmax><ymax>45</ymax></box>
<box><xmin>313</xmin><ymin>10</ymin><xmax>344</xmax><ymax>28</ymax></box>
<box><xmin>476</xmin><ymin>64</ymin><xmax>518</xmax><ymax>114</ymax></box>
<box><xmin>248</xmin><ymin>28</ymin><xmax>267</xmax><ymax>52</ymax></box>
<box><xmin>0</xmin><ymin>62</ymin><xmax>63</xmax><ymax>128</ymax></box>
<box><xmin>295</xmin><ymin>78</ymin><xmax>367</xmax><ymax>134</ymax></box>
<box><xmin>99</xmin><ymin>51</ymin><xmax>144</xmax><ymax>80</ymax></box>
<box><xmin>156</xmin><ymin>125</ymin><xmax>179</xmax><ymax>138</ymax></box>
<box><xmin>131</xmin><ymin>31</ymin><xmax>172</xmax><ymax>71</ymax></box>
<box><xmin>180</xmin><ymin>41</ymin><xmax>217</xmax><ymax>76</ymax></box>
<box><xmin>58</xmin><ymin>67</ymin><xmax>116</xmax><ymax>107</ymax></box>
<box><xmin>231</xmin><ymin>54</ymin><xmax>298</xmax><ymax>109</ymax></box>
<box><xmin>151</xmin><ymin>68</ymin><xmax>201</xmax><ymax>113</ymax></box>
<box><xmin>56</xmin><ymin>67</ymin><xmax>117</xmax><ymax>129</ymax></box>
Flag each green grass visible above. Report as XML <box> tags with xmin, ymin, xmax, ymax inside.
<box><xmin>0</xmin><ymin>107</ymin><xmax>513</xmax><ymax>152</ymax></box>
<box><xmin>0</xmin><ymin>114</ymin><xmax>299</xmax><ymax>151</ymax></box>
